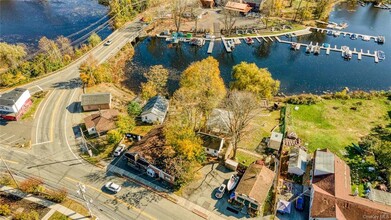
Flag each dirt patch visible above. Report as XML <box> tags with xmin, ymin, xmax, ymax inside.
<box><xmin>0</xmin><ymin>192</ymin><xmax>50</xmax><ymax>218</ymax></box>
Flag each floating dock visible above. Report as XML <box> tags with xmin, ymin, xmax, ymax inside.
<box><xmin>207</xmin><ymin>39</ymin><xmax>214</xmax><ymax>54</ymax></box>
<box><xmin>221</xmin><ymin>37</ymin><xmax>232</xmax><ymax>53</ymax></box>
<box><xmin>311</xmin><ymin>27</ymin><xmax>380</xmax><ymax>42</ymax></box>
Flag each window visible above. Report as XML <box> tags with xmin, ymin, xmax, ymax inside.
<box><xmin>214</xmin><ymin>150</ymin><xmax>217</xmax><ymax>153</ymax></box>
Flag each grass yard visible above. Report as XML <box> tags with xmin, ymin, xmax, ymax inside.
<box><xmin>22</xmin><ymin>91</ymin><xmax>48</xmax><ymax>120</ymax></box>
<box><xmin>238</xmin><ymin>109</ymin><xmax>281</xmax><ymax>151</ymax></box>
<box><xmin>61</xmin><ymin>198</ymin><xmax>90</xmax><ymax>217</ymax></box>
<box><xmin>236</xmin><ymin>151</ymin><xmax>261</xmax><ymax>167</ymax></box>
<box><xmin>287</xmin><ymin>97</ymin><xmax>391</xmax><ymax>155</ymax></box>
<box><xmin>48</xmin><ymin>211</ymin><xmax>71</xmax><ymax>220</ymax></box>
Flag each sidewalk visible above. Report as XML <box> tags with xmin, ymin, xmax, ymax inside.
<box><xmin>0</xmin><ymin>185</ymin><xmax>88</xmax><ymax>220</ymax></box>
<box><xmin>108</xmin><ymin>165</ymin><xmax>226</xmax><ymax>220</ymax></box>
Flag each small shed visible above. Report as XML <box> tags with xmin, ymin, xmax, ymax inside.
<box><xmin>198</xmin><ymin>132</ymin><xmax>225</xmax><ymax>157</ymax></box>
<box><xmin>288</xmin><ymin>148</ymin><xmax>308</xmax><ymax>176</ymax></box>
<box><xmin>81</xmin><ymin>93</ymin><xmax>111</xmax><ymax>111</ymax></box>
<box><xmin>225</xmin><ymin>159</ymin><xmax>238</xmax><ymax>171</ymax></box>
<box><xmin>268</xmin><ymin>131</ymin><xmax>283</xmax><ymax>151</ymax></box>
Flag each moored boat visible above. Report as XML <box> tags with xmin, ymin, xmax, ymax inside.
<box><xmin>306</xmin><ymin>45</ymin><xmax>312</xmax><ymax>53</ymax></box>
<box><xmin>227</xmin><ymin>174</ymin><xmax>239</xmax><ymax>191</ymax></box>
<box><xmin>362</xmin><ymin>35</ymin><xmax>370</xmax><ymax>41</ymax></box>
<box><xmin>291</xmin><ymin>43</ymin><xmax>297</xmax><ymax>50</ymax></box>
<box><xmin>377</xmin><ymin>35</ymin><xmax>385</xmax><ymax>44</ymax></box>
<box><xmin>314</xmin><ymin>46</ymin><xmax>321</xmax><ymax>55</ymax></box>
<box><xmin>333</xmin><ymin>31</ymin><xmax>341</xmax><ymax>37</ymax></box>
<box><xmin>377</xmin><ymin>50</ymin><xmax>385</xmax><ymax>60</ymax></box>
<box><xmin>245</xmin><ymin>37</ymin><xmax>254</xmax><ymax>44</ymax></box>
<box><xmin>322</xmin><ymin>43</ymin><xmax>330</xmax><ymax>48</ymax></box>
<box><xmin>350</xmin><ymin>33</ymin><xmax>358</xmax><ymax>40</ymax></box>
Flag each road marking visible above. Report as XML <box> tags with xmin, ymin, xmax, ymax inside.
<box><xmin>0</xmin><ymin>133</ymin><xmax>7</xmax><ymax>138</ymax></box>
<box><xmin>65</xmin><ymin>177</ymin><xmax>156</xmax><ymax>220</ymax></box>
<box><xmin>64</xmin><ymin>88</ymin><xmax>84</xmax><ymax>164</ymax></box>
<box><xmin>49</xmin><ymin>90</ymin><xmax>66</xmax><ymax>141</ymax></box>
<box><xmin>7</xmin><ymin>137</ymin><xmax>24</xmax><ymax>145</ymax></box>
<box><xmin>0</xmin><ymin>135</ymin><xmax>15</xmax><ymax>143</ymax></box>
<box><xmin>31</xmin><ymin>141</ymin><xmax>53</xmax><ymax>146</ymax></box>
<box><xmin>35</xmin><ymin>89</ymin><xmax>56</xmax><ymax>144</ymax></box>
<box><xmin>33</xmin><ymin>90</ymin><xmax>52</xmax><ymax>119</ymax></box>
<box><xmin>1</xmin><ymin>159</ymin><xmax>19</xmax><ymax>164</ymax></box>
<box><xmin>0</xmin><ymin>146</ymin><xmax>28</xmax><ymax>155</ymax></box>
<box><xmin>36</xmin><ymin>85</ymin><xmax>43</xmax><ymax>91</ymax></box>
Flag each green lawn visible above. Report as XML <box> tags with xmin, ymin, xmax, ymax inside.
<box><xmin>22</xmin><ymin>91</ymin><xmax>48</xmax><ymax>120</ymax></box>
<box><xmin>236</xmin><ymin>151</ymin><xmax>261</xmax><ymax>167</ymax></box>
<box><xmin>287</xmin><ymin>97</ymin><xmax>391</xmax><ymax>155</ymax></box>
<box><xmin>48</xmin><ymin>211</ymin><xmax>71</xmax><ymax>220</ymax></box>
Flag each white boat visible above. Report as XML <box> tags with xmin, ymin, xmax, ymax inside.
<box><xmin>377</xmin><ymin>50</ymin><xmax>385</xmax><ymax>60</ymax></box>
<box><xmin>333</xmin><ymin>31</ymin><xmax>341</xmax><ymax>37</ymax></box>
<box><xmin>227</xmin><ymin>174</ymin><xmax>239</xmax><ymax>191</ymax></box>
<box><xmin>362</xmin><ymin>35</ymin><xmax>370</xmax><ymax>41</ymax></box>
<box><xmin>342</xmin><ymin>46</ymin><xmax>352</xmax><ymax>60</ymax></box>
<box><xmin>227</xmin><ymin>39</ymin><xmax>235</xmax><ymax>50</ymax></box>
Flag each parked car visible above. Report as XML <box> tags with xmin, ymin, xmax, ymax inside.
<box><xmin>113</xmin><ymin>144</ymin><xmax>125</xmax><ymax>157</ymax></box>
<box><xmin>296</xmin><ymin>196</ymin><xmax>304</xmax><ymax>211</ymax></box>
<box><xmin>215</xmin><ymin>184</ymin><xmax>226</xmax><ymax>199</ymax></box>
<box><xmin>105</xmin><ymin>182</ymin><xmax>121</xmax><ymax>193</ymax></box>
<box><xmin>104</xmin><ymin>40</ymin><xmax>112</xmax><ymax>46</ymax></box>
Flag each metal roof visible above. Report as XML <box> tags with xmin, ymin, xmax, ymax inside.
<box><xmin>314</xmin><ymin>150</ymin><xmax>335</xmax><ymax>176</ymax></box>
<box><xmin>141</xmin><ymin>96</ymin><xmax>168</xmax><ymax>118</ymax></box>
<box><xmin>81</xmin><ymin>93</ymin><xmax>111</xmax><ymax>106</ymax></box>
<box><xmin>0</xmin><ymin>88</ymin><xmax>27</xmax><ymax>106</ymax></box>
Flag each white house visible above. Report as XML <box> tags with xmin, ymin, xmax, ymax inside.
<box><xmin>141</xmin><ymin>96</ymin><xmax>169</xmax><ymax>124</ymax></box>
<box><xmin>198</xmin><ymin>132</ymin><xmax>225</xmax><ymax>157</ymax></box>
<box><xmin>206</xmin><ymin>108</ymin><xmax>230</xmax><ymax>134</ymax></box>
<box><xmin>0</xmin><ymin>88</ymin><xmax>32</xmax><ymax>121</ymax></box>
<box><xmin>288</xmin><ymin>148</ymin><xmax>308</xmax><ymax>176</ymax></box>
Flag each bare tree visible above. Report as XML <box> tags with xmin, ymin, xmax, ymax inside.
<box><xmin>221</xmin><ymin>0</ymin><xmax>237</xmax><ymax>36</ymax></box>
<box><xmin>224</xmin><ymin>91</ymin><xmax>259</xmax><ymax>159</ymax></box>
<box><xmin>172</xmin><ymin>0</ymin><xmax>193</xmax><ymax>33</ymax></box>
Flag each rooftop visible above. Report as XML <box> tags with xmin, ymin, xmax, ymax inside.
<box><xmin>81</xmin><ymin>93</ymin><xmax>111</xmax><ymax>106</ymax></box>
<box><xmin>83</xmin><ymin>109</ymin><xmax>118</xmax><ymax>133</ymax></box>
<box><xmin>224</xmin><ymin>1</ymin><xmax>252</xmax><ymax>13</ymax></box>
<box><xmin>0</xmin><ymin>88</ymin><xmax>28</xmax><ymax>106</ymax></box>
<box><xmin>235</xmin><ymin>163</ymin><xmax>275</xmax><ymax>204</ymax></box>
<box><xmin>198</xmin><ymin>132</ymin><xmax>225</xmax><ymax>151</ymax></box>
<box><xmin>288</xmin><ymin>148</ymin><xmax>307</xmax><ymax>170</ymax></box>
<box><xmin>141</xmin><ymin>96</ymin><xmax>169</xmax><ymax>118</ymax></box>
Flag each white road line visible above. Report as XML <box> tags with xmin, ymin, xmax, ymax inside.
<box><xmin>0</xmin><ymin>135</ymin><xmax>15</xmax><ymax>143</ymax></box>
<box><xmin>35</xmin><ymin>89</ymin><xmax>56</xmax><ymax>144</ymax></box>
<box><xmin>0</xmin><ymin>146</ymin><xmax>28</xmax><ymax>155</ymax></box>
<box><xmin>36</xmin><ymin>85</ymin><xmax>43</xmax><ymax>91</ymax></box>
<box><xmin>7</xmin><ymin>137</ymin><xmax>24</xmax><ymax>145</ymax></box>
<box><xmin>64</xmin><ymin>88</ymin><xmax>84</xmax><ymax>164</ymax></box>
<box><xmin>31</xmin><ymin>141</ymin><xmax>53</xmax><ymax>146</ymax></box>
<box><xmin>0</xmin><ymin>133</ymin><xmax>7</xmax><ymax>138</ymax></box>
<box><xmin>33</xmin><ymin>90</ymin><xmax>53</xmax><ymax>119</ymax></box>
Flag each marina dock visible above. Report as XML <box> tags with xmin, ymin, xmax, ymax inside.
<box><xmin>276</xmin><ymin>37</ymin><xmax>379</xmax><ymax>62</ymax></box>
<box><xmin>221</xmin><ymin>37</ymin><xmax>232</xmax><ymax>53</ymax></box>
<box><xmin>311</xmin><ymin>27</ymin><xmax>380</xmax><ymax>42</ymax></box>
<box><xmin>207</xmin><ymin>39</ymin><xmax>214</xmax><ymax>54</ymax></box>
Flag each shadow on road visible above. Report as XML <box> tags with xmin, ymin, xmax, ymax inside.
<box><xmin>27</xmin><ymin>158</ymin><xmax>82</xmax><ymax>169</ymax></box>
<box><xmin>67</xmin><ymin>102</ymin><xmax>81</xmax><ymax>114</ymax></box>
<box><xmin>52</xmin><ymin>78</ymin><xmax>81</xmax><ymax>90</ymax></box>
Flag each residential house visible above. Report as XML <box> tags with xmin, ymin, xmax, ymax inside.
<box><xmin>309</xmin><ymin>149</ymin><xmax>391</xmax><ymax>219</ymax></box>
<box><xmin>224</xmin><ymin>1</ymin><xmax>252</xmax><ymax>13</ymax></box>
<box><xmin>244</xmin><ymin>0</ymin><xmax>264</xmax><ymax>12</ymax></box>
<box><xmin>83</xmin><ymin>109</ymin><xmax>119</xmax><ymax>135</ymax></box>
<box><xmin>198</xmin><ymin>132</ymin><xmax>225</xmax><ymax>157</ymax></box>
<box><xmin>233</xmin><ymin>162</ymin><xmax>276</xmax><ymax>216</ymax></box>
<box><xmin>206</xmin><ymin>108</ymin><xmax>230</xmax><ymax>134</ymax></box>
<box><xmin>141</xmin><ymin>96</ymin><xmax>169</xmax><ymax>124</ymax></box>
<box><xmin>81</xmin><ymin>93</ymin><xmax>111</xmax><ymax>111</ymax></box>
<box><xmin>0</xmin><ymin>88</ymin><xmax>32</xmax><ymax>121</ymax></box>
<box><xmin>288</xmin><ymin>148</ymin><xmax>308</xmax><ymax>176</ymax></box>
<box><xmin>124</xmin><ymin>126</ymin><xmax>175</xmax><ymax>184</ymax></box>
<box><xmin>268</xmin><ymin>131</ymin><xmax>283</xmax><ymax>151</ymax></box>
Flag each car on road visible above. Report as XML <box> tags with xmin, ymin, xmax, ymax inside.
<box><xmin>113</xmin><ymin>144</ymin><xmax>125</xmax><ymax>157</ymax></box>
<box><xmin>105</xmin><ymin>182</ymin><xmax>121</xmax><ymax>193</ymax></box>
<box><xmin>104</xmin><ymin>40</ymin><xmax>112</xmax><ymax>46</ymax></box>
<box><xmin>295</xmin><ymin>196</ymin><xmax>304</xmax><ymax>211</ymax></box>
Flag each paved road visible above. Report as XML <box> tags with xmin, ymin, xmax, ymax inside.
<box><xmin>0</xmin><ymin>20</ymin><xmax>203</xmax><ymax>220</ymax></box>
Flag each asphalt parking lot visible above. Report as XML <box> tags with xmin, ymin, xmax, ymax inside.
<box><xmin>0</xmin><ymin>119</ymin><xmax>32</xmax><ymax>147</ymax></box>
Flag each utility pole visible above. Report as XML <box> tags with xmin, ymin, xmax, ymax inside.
<box><xmin>0</xmin><ymin>155</ymin><xmax>19</xmax><ymax>188</ymax></box>
<box><xmin>79</xmin><ymin>127</ymin><xmax>92</xmax><ymax>157</ymax></box>
<box><xmin>76</xmin><ymin>182</ymin><xmax>95</xmax><ymax>218</ymax></box>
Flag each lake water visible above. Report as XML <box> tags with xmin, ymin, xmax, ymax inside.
<box><xmin>128</xmin><ymin>3</ymin><xmax>391</xmax><ymax>94</ymax></box>
<box><xmin>0</xmin><ymin>0</ymin><xmax>112</xmax><ymax>51</ymax></box>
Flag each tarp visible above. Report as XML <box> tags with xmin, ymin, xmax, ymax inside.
<box><xmin>277</xmin><ymin>199</ymin><xmax>291</xmax><ymax>214</ymax></box>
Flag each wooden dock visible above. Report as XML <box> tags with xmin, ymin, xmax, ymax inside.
<box><xmin>221</xmin><ymin>37</ymin><xmax>232</xmax><ymax>53</ymax></box>
<box><xmin>311</xmin><ymin>27</ymin><xmax>380</xmax><ymax>42</ymax></box>
<box><xmin>256</xmin><ymin>37</ymin><xmax>261</xmax><ymax>43</ymax></box>
<box><xmin>207</xmin><ymin>39</ymin><xmax>214</xmax><ymax>54</ymax></box>
<box><xmin>262</xmin><ymin>37</ymin><xmax>268</xmax><ymax>42</ymax></box>
<box><xmin>277</xmin><ymin>38</ymin><xmax>379</xmax><ymax>62</ymax></box>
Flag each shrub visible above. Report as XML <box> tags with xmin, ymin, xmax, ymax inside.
<box><xmin>13</xmin><ymin>211</ymin><xmax>39</xmax><ymax>220</ymax></box>
<box><xmin>127</xmin><ymin>101</ymin><xmax>142</xmax><ymax>117</ymax></box>
<box><xmin>107</xmin><ymin>130</ymin><xmax>122</xmax><ymax>144</ymax></box>
<box><xmin>0</xmin><ymin>175</ymin><xmax>13</xmax><ymax>186</ymax></box>
<box><xmin>0</xmin><ymin>204</ymin><xmax>11</xmax><ymax>216</ymax></box>
<box><xmin>42</xmin><ymin>188</ymin><xmax>68</xmax><ymax>203</ymax></box>
<box><xmin>285</xmin><ymin>94</ymin><xmax>321</xmax><ymax>105</ymax></box>
<box><xmin>19</xmin><ymin>177</ymin><xmax>44</xmax><ymax>194</ymax></box>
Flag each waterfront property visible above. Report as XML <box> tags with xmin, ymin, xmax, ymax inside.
<box><xmin>309</xmin><ymin>149</ymin><xmax>391</xmax><ymax>219</ymax></box>
<box><xmin>198</xmin><ymin>132</ymin><xmax>225</xmax><ymax>157</ymax></box>
<box><xmin>81</xmin><ymin>93</ymin><xmax>112</xmax><ymax>111</ymax></box>
<box><xmin>0</xmin><ymin>88</ymin><xmax>32</xmax><ymax>121</ymax></box>
<box><xmin>232</xmin><ymin>162</ymin><xmax>276</xmax><ymax>216</ymax></box>
<box><xmin>141</xmin><ymin>96</ymin><xmax>169</xmax><ymax>124</ymax></box>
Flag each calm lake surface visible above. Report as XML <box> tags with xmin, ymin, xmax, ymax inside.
<box><xmin>0</xmin><ymin>0</ymin><xmax>112</xmax><ymax>51</ymax></box>
<box><xmin>128</xmin><ymin>3</ymin><xmax>391</xmax><ymax>94</ymax></box>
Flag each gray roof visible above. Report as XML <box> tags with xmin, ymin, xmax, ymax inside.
<box><xmin>314</xmin><ymin>150</ymin><xmax>335</xmax><ymax>176</ymax></box>
<box><xmin>81</xmin><ymin>93</ymin><xmax>111</xmax><ymax>106</ymax></box>
<box><xmin>141</xmin><ymin>96</ymin><xmax>169</xmax><ymax>118</ymax></box>
<box><xmin>288</xmin><ymin>148</ymin><xmax>308</xmax><ymax>170</ymax></box>
<box><xmin>0</xmin><ymin>88</ymin><xmax>27</xmax><ymax>106</ymax></box>
<box><xmin>206</xmin><ymin>108</ymin><xmax>230</xmax><ymax>132</ymax></box>
<box><xmin>198</xmin><ymin>132</ymin><xmax>224</xmax><ymax>151</ymax></box>
<box><xmin>270</xmin><ymin>132</ymin><xmax>283</xmax><ymax>142</ymax></box>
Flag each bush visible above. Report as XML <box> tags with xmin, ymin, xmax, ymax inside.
<box><xmin>0</xmin><ymin>204</ymin><xmax>11</xmax><ymax>216</ymax></box>
<box><xmin>127</xmin><ymin>101</ymin><xmax>142</xmax><ymax>117</ymax></box>
<box><xmin>13</xmin><ymin>211</ymin><xmax>39</xmax><ymax>220</ymax></box>
<box><xmin>285</xmin><ymin>94</ymin><xmax>321</xmax><ymax>105</ymax></box>
<box><xmin>0</xmin><ymin>175</ymin><xmax>13</xmax><ymax>186</ymax></box>
<box><xmin>107</xmin><ymin>130</ymin><xmax>122</xmax><ymax>144</ymax></box>
<box><xmin>19</xmin><ymin>177</ymin><xmax>44</xmax><ymax>194</ymax></box>
<box><xmin>42</xmin><ymin>188</ymin><xmax>68</xmax><ymax>203</ymax></box>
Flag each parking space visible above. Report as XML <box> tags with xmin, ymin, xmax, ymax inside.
<box><xmin>0</xmin><ymin>119</ymin><xmax>32</xmax><ymax>147</ymax></box>
<box><xmin>276</xmin><ymin>182</ymin><xmax>310</xmax><ymax>220</ymax></box>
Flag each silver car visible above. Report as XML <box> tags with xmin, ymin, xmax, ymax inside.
<box><xmin>105</xmin><ymin>182</ymin><xmax>121</xmax><ymax>193</ymax></box>
<box><xmin>113</xmin><ymin>144</ymin><xmax>125</xmax><ymax>157</ymax></box>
